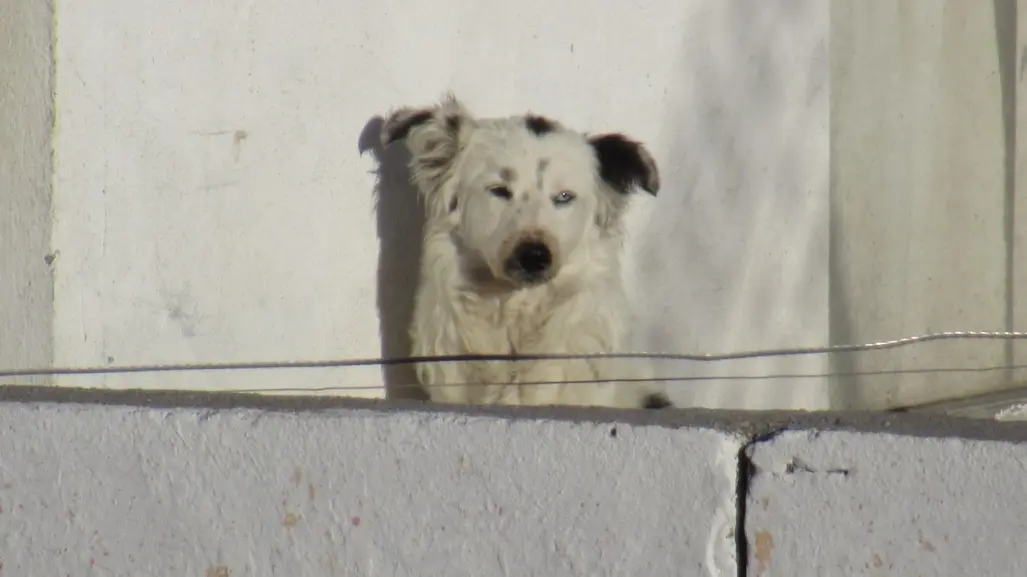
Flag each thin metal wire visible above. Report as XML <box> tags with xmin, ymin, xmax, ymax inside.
<box><xmin>0</xmin><ymin>330</ymin><xmax>1024</xmax><ymax>379</ymax></box>
<box><xmin>236</xmin><ymin>362</ymin><xmax>1027</xmax><ymax>394</ymax></box>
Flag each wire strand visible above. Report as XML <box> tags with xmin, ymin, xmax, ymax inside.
<box><xmin>1</xmin><ymin>330</ymin><xmax>1024</xmax><ymax>379</ymax></box>
<box><xmin>234</xmin><ymin>362</ymin><xmax>1027</xmax><ymax>394</ymax></box>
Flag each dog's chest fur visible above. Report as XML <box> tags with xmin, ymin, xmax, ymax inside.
<box><xmin>458</xmin><ymin>284</ymin><xmax>560</xmax><ymax>354</ymax></box>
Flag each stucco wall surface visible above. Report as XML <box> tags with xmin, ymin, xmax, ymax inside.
<box><xmin>0</xmin><ymin>399</ymin><xmax>741</xmax><ymax>576</ymax></box>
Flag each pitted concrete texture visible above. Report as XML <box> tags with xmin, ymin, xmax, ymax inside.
<box><xmin>745</xmin><ymin>430</ymin><xmax>1027</xmax><ymax>576</ymax></box>
<box><xmin>0</xmin><ymin>400</ymin><xmax>741</xmax><ymax>577</ymax></box>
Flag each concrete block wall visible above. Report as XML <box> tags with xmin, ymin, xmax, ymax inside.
<box><xmin>1</xmin><ymin>0</ymin><xmax>1024</xmax><ymax>410</ymax></box>
<box><xmin>1</xmin><ymin>387</ymin><xmax>1026</xmax><ymax>576</ymax></box>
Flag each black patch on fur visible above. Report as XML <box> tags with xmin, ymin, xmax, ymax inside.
<box><xmin>383</xmin><ymin>109</ymin><xmax>434</xmax><ymax>145</ymax></box>
<box><xmin>589</xmin><ymin>133</ymin><xmax>658</xmax><ymax>195</ymax></box>
<box><xmin>423</xmin><ymin>156</ymin><xmax>450</xmax><ymax>170</ymax></box>
<box><xmin>524</xmin><ymin>114</ymin><xmax>557</xmax><ymax>136</ymax></box>
<box><xmin>445</xmin><ymin>114</ymin><xmax>461</xmax><ymax>134</ymax></box>
<box><xmin>609</xmin><ymin>427</ymin><xmax>618</xmax><ymax>438</ymax></box>
<box><xmin>643</xmin><ymin>392</ymin><xmax>672</xmax><ymax>409</ymax></box>
<box><xmin>448</xmin><ymin>196</ymin><xmax>458</xmax><ymax>212</ymax></box>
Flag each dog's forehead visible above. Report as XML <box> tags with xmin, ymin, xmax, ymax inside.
<box><xmin>465</xmin><ymin>117</ymin><xmax>597</xmax><ymax>179</ymax></box>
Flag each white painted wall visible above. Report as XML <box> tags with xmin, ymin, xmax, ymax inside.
<box><xmin>2</xmin><ymin>0</ymin><xmax>1023</xmax><ymax>411</ymax></box>
<box><xmin>44</xmin><ymin>0</ymin><xmax>832</xmax><ymax>407</ymax></box>
<box><xmin>828</xmin><ymin>0</ymin><xmax>1022</xmax><ymax>410</ymax></box>
<box><xmin>1</xmin><ymin>393</ymin><xmax>1026</xmax><ymax>576</ymax></box>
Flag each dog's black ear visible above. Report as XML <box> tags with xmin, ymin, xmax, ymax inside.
<box><xmin>381</xmin><ymin>108</ymin><xmax>436</xmax><ymax>146</ymax></box>
<box><xmin>381</xmin><ymin>93</ymin><xmax>472</xmax><ymax>149</ymax></box>
<box><xmin>380</xmin><ymin>94</ymin><xmax>475</xmax><ymax>218</ymax></box>
<box><xmin>588</xmin><ymin>133</ymin><xmax>660</xmax><ymax>196</ymax></box>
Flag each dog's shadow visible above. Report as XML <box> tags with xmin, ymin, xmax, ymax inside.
<box><xmin>358</xmin><ymin>116</ymin><xmax>428</xmax><ymax>401</ymax></box>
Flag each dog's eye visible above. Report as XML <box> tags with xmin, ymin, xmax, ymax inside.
<box><xmin>489</xmin><ymin>185</ymin><xmax>513</xmax><ymax>200</ymax></box>
<box><xmin>553</xmin><ymin>191</ymin><xmax>576</xmax><ymax>205</ymax></box>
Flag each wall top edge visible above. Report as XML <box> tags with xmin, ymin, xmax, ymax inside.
<box><xmin>3</xmin><ymin>385</ymin><xmax>1027</xmax><ymax>444</ymax></box>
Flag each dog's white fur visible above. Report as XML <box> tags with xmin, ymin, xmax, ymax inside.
<box><xmin>381</xmin><ymin>95</ymin><xmax>667</xmax><ymax>409</ymax></box>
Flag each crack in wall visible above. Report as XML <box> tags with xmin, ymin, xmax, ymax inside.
<box><xmin>735</xmin><ymin>430</ymin><xmax>781</xmax><ymax>577</ymax></box>
<box><xmin>735</xmin><ymin>428</ymin><xmax>860</xmax><ymax>576</ymax></box>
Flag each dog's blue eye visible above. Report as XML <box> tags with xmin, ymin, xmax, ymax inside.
<box><xmin>489</xmin><ymin>186</ymin><xmax>513</xmax><ymax>200</ymax></box>
<box><xmin>553</xmin><ymin>191</ymin><xmax>576</xmax><ymax>205</ymax></box>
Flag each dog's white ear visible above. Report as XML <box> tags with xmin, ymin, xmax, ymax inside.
<box><xmin>381</xmin><ymin>94</ymin><xmax>475</xmax><ymax>214</ymax></box>
<box><xmin>588</xmin><ymin>133</ymin><xmax>660</xmax><ymax>196</ymax></box>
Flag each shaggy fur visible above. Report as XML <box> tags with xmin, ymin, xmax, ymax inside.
<box><xmin>381</xmin><ymin>95</ymin><xmax>670</xmax><ymax>409</ymax></box>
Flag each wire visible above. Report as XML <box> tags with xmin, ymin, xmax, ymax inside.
<box><xmin>234</xmin><ymin>362</ymin><xmax>1027</xmax><ymax>394</ymax></box>
<box><xmin>1</xmin><ymin>330</ymin><xmax>1024</xmax><ymax>379</ymax></box>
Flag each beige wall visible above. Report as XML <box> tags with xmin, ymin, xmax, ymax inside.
<box><xmin>829</xmin><ymin>0</ymin><xmax>1025</xmax><ymax>409</ymax></box>
<box><xmin>1016</xmin><ymin>1</ymin><xmax>1027</xmax><ymax>398</ymax></box>
<box><xmin>0</xmin><ymin>0</ymin><xmax>53</xmax><ymax>385</ymax></box>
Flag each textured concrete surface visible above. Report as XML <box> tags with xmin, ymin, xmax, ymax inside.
<box><xmin>4</xmin><ymin>387</ymin><xmax>1027</xmax><ymax>575</ymax></box>
<box><xmin>746</xmin><ymin>430</ymin><xmax>1027</xmax><ymax>576</ymax></box>
<box><xmin>0</xmin><ymin>394</ymin><xmax>741</xmax><ymax>576</ymax></box>
<box><xmin>0</xmin><ymin>0</ymin><xmax>53</xmax><ymax>384</ymax></box>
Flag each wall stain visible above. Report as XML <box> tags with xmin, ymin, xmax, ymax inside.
<box><xmin>207</xmin><ymin>566</ymin><xmax>230</xmax><ymax>577</ymax></box>
<box><xmin>754</xmin><ymin>530</ymin><xmax>773</xmax><ymax>574</ymax></box>
<box><xmin>232</xmin><ymin>130</ymin><xmax>248</xmax><ymax>162</ymax></box>
<box><xmin>918</xmin><ymin>531</ymin><xmax>937</xmax><ymax>553</ymax></box>
<box><xmin>283</xmin><ymin>512</ymin><xmax>299</xmax><ymax>527</ymax></box>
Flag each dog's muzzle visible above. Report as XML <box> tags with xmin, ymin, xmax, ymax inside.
<box><xmin>504</xmin><ymin>240</ymin><xmax>554</xmax><ymax>284</ymax></box>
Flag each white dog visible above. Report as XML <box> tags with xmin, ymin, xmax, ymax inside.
<box><xmin>381</xmin><ymin>95</ymin><xmax>670</xmax><ymax>409</ymax></box>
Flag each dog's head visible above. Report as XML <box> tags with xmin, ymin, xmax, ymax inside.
<box><xmin>381</xmin><ymin>94</ymin><xmax>659</xmax><ymax>287</ymax></box>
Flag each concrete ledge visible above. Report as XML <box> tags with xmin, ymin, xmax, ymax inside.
<box><xmin>2</xmin><ymin>387</ymin><xmax>1027</xmax><ymax>575</ymax></box>
<box><xmin>0</xmin><ymin>387</ymin><xmax>741</xmax><ymax>576</ymax></box>
<box><xmin>746</xmin><ymin>430</ymin><xmax>1027</xmax><ymax>575</ymax></box>
<box><xmin>4</xmin><ymin>385</ymin><xmax>1027</xmax><ymax>444</ymax></box>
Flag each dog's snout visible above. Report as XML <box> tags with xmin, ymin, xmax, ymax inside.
<box><xmin>505</xmin><ymin>241</ymin><xmax>553</xmax><ymax>283</ymax></box>
<box><xmin>515</xmin><ymin>242</ymin><xmax>552</xmax><ymax>274</ymax></box>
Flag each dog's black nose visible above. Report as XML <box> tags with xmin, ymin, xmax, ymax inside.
<box><xmin>513</xmin><ymin>242</ymin><xmax>552</xmax><ymax>276</ymax></box>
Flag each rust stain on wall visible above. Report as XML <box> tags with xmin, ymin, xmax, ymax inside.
<box><xmin>754</xmin><ymin>530</ymin><xmax>774</xmax><ymax>574</ymax></box>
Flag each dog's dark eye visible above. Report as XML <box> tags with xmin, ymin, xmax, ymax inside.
<box><xmin>553</xmin><ymin>191</ymin><xmax>576</xmax><ymax>205</ymax></box>
<box><xmin>489</xmin><ymin>185</ymin><xmax>513</xmax><ymax>200</ymax></box>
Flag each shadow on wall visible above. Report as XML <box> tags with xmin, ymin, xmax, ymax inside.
<box><xmin>358</xmin><ymin>116</ymin><xmax>428</xmax><ymax>401</ymax></box>
<box><xmin>636</xmin><ymin>0</ymin><xmax>830</xmax><ymax>410</ymax></box>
